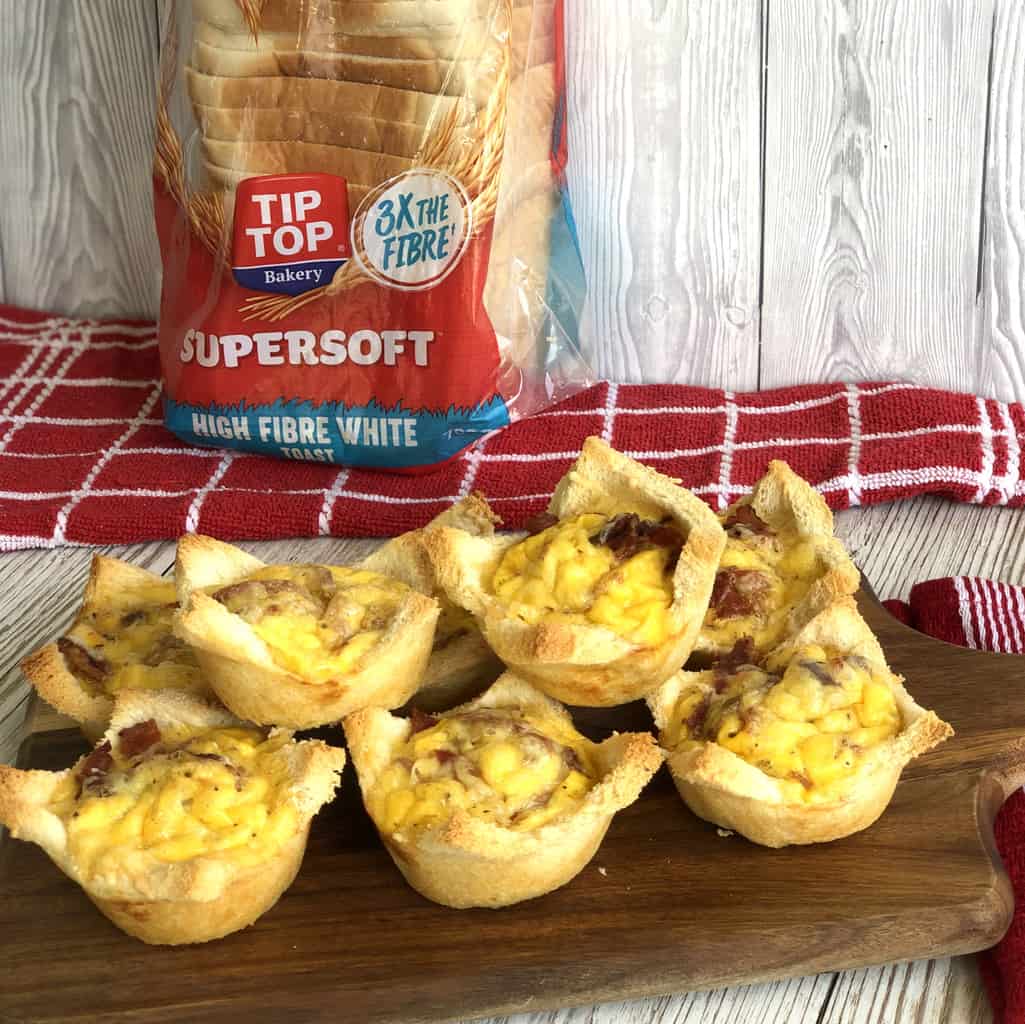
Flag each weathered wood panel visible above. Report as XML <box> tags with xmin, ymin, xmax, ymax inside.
<box><xmin>0</xmin><ymin>0</ymin><xmax>161</xmax><ymax>319</ymax></box>
<box><xmin>564</xmin><ymin>0</ymin><xmax>762</xmax><ymax>385</ymax></box>
<box><xmin>980</xmin><ymin>0</ymin><xmax>1025</xmax><ymax>403</ymax></box>
<box><xmin>760</xmin><ymin>0</ymin><xmax>993</xmax><ymax>390</ymax></box>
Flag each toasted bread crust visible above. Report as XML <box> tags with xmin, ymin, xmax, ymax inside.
<box><xmin>21</xmin><ymin>555</ymin><xmax>212</xmax><ymax>740</ymax></box>
<box><xmin>345</xmin><ymin>672</ymin><xmax>664</xmax><ymax>907</ymax></box>
<box><xmin>174</xmin><ymin>534</ymin><xmax>439</xmax><ymax>728</ymax></box>
<box><xmin>648</xmin><ymin>599</ymin><xmax>953</xmax><ymax>847</ymax></box>
<box><xmin>359</xmin><ymin>493</ymin><xmax>503</xmax><ymax>710</ymax></box>
<box><xmin>0</xmin><ymin>690</ymin><xmax>345</xmax><ymax>944</ymax></box>
<box><xmin>425</xmin><ymin>439</ymin><xmax>727</xmax><ymax>706</ymax></box>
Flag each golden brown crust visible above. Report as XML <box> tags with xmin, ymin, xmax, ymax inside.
<box><xmin>20</xmin><ymin>555</ymin><xmax>212</xmax><ymax>740</ymax></box>
<box><xmin>20</xmin><ymin>643</ymin><xmax>112</xmax><ymax>742</ymax></box>
<box><xmin>648</xmin><ymin>599</ymin><xmax>953</xmax><ymax>847</ymax></box>
<box><xmin>360</xmin><ymin>493</ymin><xmax>503</xmax><ymax>710</ymax></box>
<box><xmin>174</xmin><ymin>534</ymin><xmax>439</xmax><ymax>728</ymax></box>
<box><xmin>344</xmin><ymin>672</ymin><xmax>663</xmax><ymax>907</ymax></box>
<box><xmin>424</xmin><ymin>438</ymin><xmax>727</xmax><ymax>706</ymax></box>
<box><xmin>696</xmin><ymin>461</ymin><xmax>860</xmax><ymax>659</ymax></box>
<box><xmin>0</xmin><ymin>690</ymin><xmax>345</xmax><ymax>944</ymax></box>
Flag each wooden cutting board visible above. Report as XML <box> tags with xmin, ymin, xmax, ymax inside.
<box><xmin>2</xmin><ymin>589</ymin><xmax>1024</xmax><ymax>1024</ymax></box>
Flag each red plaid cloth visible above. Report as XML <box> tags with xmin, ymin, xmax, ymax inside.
<box><xmin>1</xmin><ymin>303</ymin><xmax>1024</xmax><ymax>551</ymax></box>
<box><xmin>886</xmin><ymin>581</ymin><xmax>1025</xmax><ymax>1024</ymax></box>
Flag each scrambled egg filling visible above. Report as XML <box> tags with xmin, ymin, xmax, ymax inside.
<box><xmin>370</xmin><ymin>707</ymin><xmax>597</xmax><ymax>834</ymax></box>
<box><xmin>701</xmin><ymin>509</ymin><xmax>820</xmax><ymax>653</ymax></box>
<box><xmin>212</xmin><ymin>564</ymin><xmax>409</xmax><ymax>683</ymax></box>
<box><xmin>49</xmin><ymin>722</ymin><xmax>298</xmax><ymax>875</ymax></box>
<box><xmin>490</xmin><ymin>513</ymin><xmax>676</xmax><ymax>646</ymax></box>
<box><xmin>667</xmin><ymin>644</ymin><xmax>902</xmax><ymax>802</ymax></box>
<box><xmin>64</xmin><ymin>581</ymin><xmax>203</xmax><ymax>697</ymax></box>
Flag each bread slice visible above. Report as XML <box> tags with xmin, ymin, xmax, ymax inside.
<box><xmin>648</xmin><ymin>599</ymin><xmax>953</xmax><ymax>847</ymax></box>
<box><xmin>344</xmin><ymin>672</ymin><xmax>664</xmax><ymax>908</ymax></box>
<box><xmin>193</xmin><ymin>17</ymin><xmax>497</xmax><ymax>62</ymax></box>
<box><xmin>185</xmin><ymin>66</ymin><xmax>473</xmax><ymax>125</ymax></box>
<box><xmin>424</xmin><ymin>439</ymin><xmax>728</xmax><ymax>707</ymax></box>
<box><xmin>198</xmin><ymin>161</ymin><xmax>373</xmax><ymax>214</ymax></box>
<box><xmin>195</xmin><ymin>104</ymin><xmax>435</xmax><ymax>157</ymax></box>
<box><xmin>193</xmin><ymin>0</ymin><xmax>495</xmax><ymax>37</ymax></box>
<box><xmin>0</xmin><ymin>690</ymin><xmax>346</xmax><ymax>944</ymax></box>
<box><xmin>202</xmin><ymin>138</ymin><xmax>414</xmax><ymax>184</ymax></box>
<box><xmin>191</xmin><ymin>38</ymin><xmax>496</xmax><ymax>97</ymax></box>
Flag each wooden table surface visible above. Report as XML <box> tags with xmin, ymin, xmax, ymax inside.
<box><xmin>2</xmin><ymin>495</ymin><xmax>1023</xmax><ymax>1023</ymax></box>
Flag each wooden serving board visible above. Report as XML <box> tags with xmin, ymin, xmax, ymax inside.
<box><xmin>2</xmin><ymin>590</ymin><xmax>1024</xmax><ymax>1024</ymax></box>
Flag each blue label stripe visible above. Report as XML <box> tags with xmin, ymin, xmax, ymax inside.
<box><xmin>164</xmin><ymin>396</ymin><xmax>510</xmax><ymax>469</ymax></box>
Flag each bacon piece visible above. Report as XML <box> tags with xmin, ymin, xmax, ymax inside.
<box><xmin>685</xmin><ymin>693</ymin><xmax>712</xmax><ymax>737</ymax></box>
<box><xmin>591</xmin><ymin>514</ymin><xmax>686</xmax><ymax>570</ymax></box>
<box><xmin>522</xmin><ymin>511</ymin><xmax>559</xmax><ymax>535</ymax></box>
<box><xmin>408</xmin><ymin>708</ymin><xmax>438</xmax><ymax>734</ymax></box>
<box><xmin>713</xmin><ymin>636</ymin><xmax>759</xmax><ymax>675</ymax></box>
<box><xmin>57</xmin><ymin>637</ymin><xmax>109</xmax><ymax>684</ymax></box>
<box><xmin>710</xmin><ymin>568</ymin><xmax>771</xmax><ymax>619</ymax></box>
<box><xmin>212</xmin><ymin>578</ymin><xmax>322</xmax><ymax>622</ymax></box>
<box><xmin>78</xmin><ymin>741</ymin><xmax>113</xmax><ymax>789</ymax></box>
<box><xmin>118</xmin><ymin>719</ymin><xmax>162</xmax><ymax>757</ymax></box>
<box><xmin>788</xmin><ymin>770</ymin><xmax>814</xmax><ymax>790</ymax></box>
<box><xmin>432</xmin><ymin>748</ymin><xmax>456</xmax><ymax>764</ymax></box>
<box><xmin>723</xmin><ymin>503</ymin><xmax>772</xmax><ymax>536</ymax></box>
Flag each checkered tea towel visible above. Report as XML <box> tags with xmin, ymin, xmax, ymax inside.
<box><xmin>887</xmin><ymin>581</ymin><xmax>1025</xmax><ymax>1024</ymax></box>
<box><xmin>1</xmin><ymin>304</ymin><xmax>1024</xmax><ymax>551</ymax></box>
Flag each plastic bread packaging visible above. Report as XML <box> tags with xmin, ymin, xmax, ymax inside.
<box><xmin>154</xmin><ymin>0</ymin><xmax>590</xmax><ymax>471</ymax></box>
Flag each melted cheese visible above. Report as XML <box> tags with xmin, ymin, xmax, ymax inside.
<box><xmin>219</xmin><ymin>564</ymin><xmax>408</xmax><ymax>683</ymax></box>
<box><xmin>667</xmin><ymin>645</ymin><xmax>902</xmax><ymax>802</ymax></box>
<box><xmin>491</xmin><ymin>514</ymin><xmax>675</xmax><ymax>646</ymax></box>
<box><xmin>701</xmin><ymin>526</ymin><xmax>819</xmax><ymax>653</ymax></box>
<box><xmin>370</xmin><ymin>708</ymin><xmax>597</xmax><ymax>834</ymax></box>
<box><xmin>67</xmin><ymin>581</ymin><xmax>204</xmax><ymax>697</ymax></box>
<box><xmin>48</xmin><ymin>725</ymin><xmax>298</xmax><ymax>875</ymax></box>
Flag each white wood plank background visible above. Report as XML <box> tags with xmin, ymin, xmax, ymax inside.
<box><xmin>2</xmin><ymin>0</ymin><xmax>1025</xmax><ymax>398</ymax></box>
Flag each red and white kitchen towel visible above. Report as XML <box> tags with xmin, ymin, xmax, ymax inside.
<box><xmin>889</xmin><ymin>580</ymin><xmax>1025</xmax><ymax>1024</ymax></box>
<box><xmin>1</xmin><ymin>305</ymin><xmax>1024</xmax><ymax>551</ymax></box>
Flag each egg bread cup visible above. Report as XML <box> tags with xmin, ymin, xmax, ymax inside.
<box><xmin>359</xmin><ymin>492</ymin><xmax>504</xmax><ymax>711</ymax></box>
<box><xmin>174</xmin><ymin>534</ymin><xmax>439</xmax><ymax>728</ymax></box>
<box><xmin>695</xmin><ymin>460</ymin><xmax>860</xmax><ymax>663</ymax></box>
<box><xmin>424</xmin><ymin>437</ymin><xmax>727</xmax><ymax>706</ymax></box>
<box><xmin>0</xmin><ymin>689</ymin><xmax>345</xmax><ymax>944</ymax></box>
<box><xmin>21</xmin><ymin>555</ymin><xmax>209</xmax><ymax>742</ymax></box>
<box><xmin>648</xmin><ymin>598</ymin><xmax>952</xmax><ymax>847</ymax></box>
<box><xmin>345</xmin><ymin>672</ymin><xmax>664</xmax><ymax>908</ymax></box>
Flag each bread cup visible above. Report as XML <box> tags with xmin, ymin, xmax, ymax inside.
<box><xmin>0</xmin><ymin>690</ymin><xmax>345</xmax><ymax>944</ymax></box>
<box><xmin>648</xmin><ymin>598</ymin><xmax>953</xmax><ymax>847</ymax></box>
<box><xmin>345</xmin><ymin>672</ymin><xmax>663</xmax><ymax>908</ymax></box>
<box><xmin>174</xmin><ymin>535</ymin><xmax>439</xmax><ymax>728</ymax></box>
<box><xmin>695</xmin><ymin>460</ymin><xmax>860</xmax><ymax>664</ymax></box>
<box><xmin>424</xmin><ymin>437</ymin><xmax>727</xmax><ymax>706</ymax></box>
<box><xmin>359</xmin><ymin>493</ymin><xmax>504</xmax><ymax>710</ymax></box>
<box><xmin>21</xmin><ymin>555</ymin><xmax>208</xmax><ymax>741</ymax></box>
